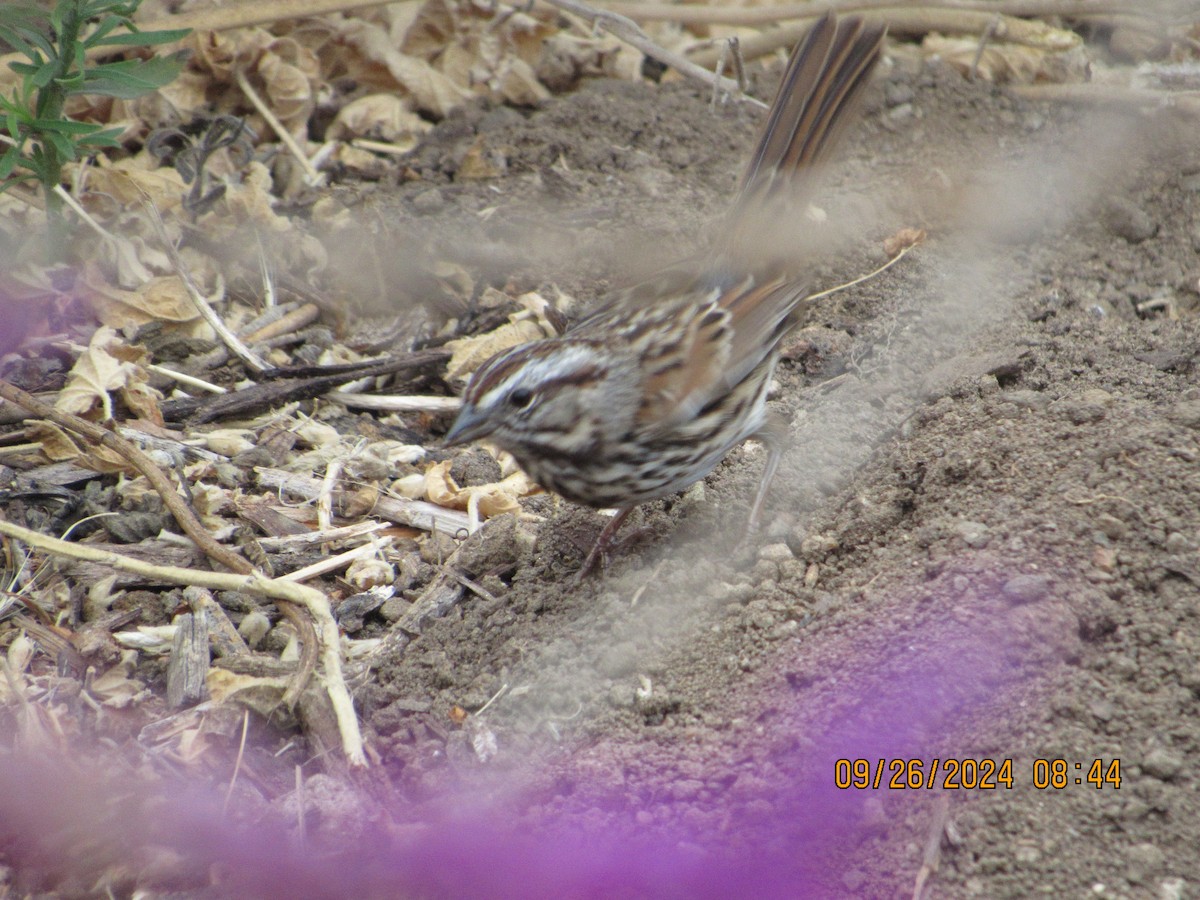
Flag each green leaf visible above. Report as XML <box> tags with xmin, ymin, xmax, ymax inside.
<box><xmin>42</xmin><ymin>128</ymin><xmax>77</xmax><ymax>163</ymax></box>
<box><xmin>0</xmin><ymin>171</ymin><xmax>38</xmax><ymax>193</ymax></box>
<box><xmin>89</xmin><ymin>26</ymin><xmax>191</xmax><ymax>48</ymax></box>
<box><xmin>0</xmin><ymin>143</ymin><xmax>23</xmax><ymax>179</ymax></box>
<box><xmin>30</xmin><ymin>117</ymin><xmax>105</xmax><ymax>135</ymax></box>
<box><xmin>0</xmin><ymin>23</ymin><xmax>39</xmax><ymax>61</ymax></box>
<box><xmin>76</xmin><ymin>125</ymin><xmax>123</xmax><ymax>147</ymax></box>
<box><xmin>5</xmin><ymin>112</ymin><xmax>24</xmax><ymax>140</ymax></box>
<box><xmin>56</xmin><ymin>70</ymin><xmax>86</xmax><ymax>93</ymax></box>
<box><xmin>31</xmin><ymin>58</ymin><xmax>61</xmax><ymax>89</ymax></box>
<box><xmin>7</xmin><ymin>61</ymin><xmax>41</xmax><ymax>76</ymax></box>
<box><xmin>81</xmin><ymin>15</ymin><xmax>123</xmax><ymax>46</ymax></box>
<box><xmin>17</xmin><ymin>23</ymin><xmax>57</xmax><ymax>60</ymax></box>
<box><xmin>75</xmin><ymin>53</ymin><xmax>184</xmax><ymax>98</ymax></box>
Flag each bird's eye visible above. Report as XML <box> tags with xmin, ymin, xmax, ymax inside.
<box><xmin>509</xmin><ymin>388</ymin><xmax>534</xmax><ymax>409</ymax></box>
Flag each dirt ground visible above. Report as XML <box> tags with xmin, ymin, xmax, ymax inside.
<box><xmin>4</xmin><ymin>39</ymin><xmax>1200</xmax><ymax>900</ymax></box>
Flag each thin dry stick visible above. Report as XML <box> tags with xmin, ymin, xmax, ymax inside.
<box><xmin>234</xmin><ymin>68</ymin><xmax>325</xmax><ymax>186</ymax></box>
<box><xmin>145</xmin><ymin>207</ymin><xmax>270</xmax><ymax>373</ymax></box>
<box><xmin>222</xmin><ymin>709</ymin><xmax>250</xmax><ymax>816</ymax></box>
<box><xmin>324</xmin><ymin>392</ymin><xmax>462</xmax><ymax>413</ymax></box>
<box><xmin>970</xmin><ymin>16</ymin><xmax>1002</xmax><ymax>81</ymax></box>
<box><xmin>147</xmin><ymin>364</ymin><xmax>227</xmax><ymax>394</ymax></box>
<box><xmin>277</xmin><ymin>538</ymin><xmax>389</xmax><ymax>583</ymax></box>
<box><xmin>256</xmin><ymin>520</ymin><xmax>388</xmax><ymax>551</ymax></box>
<box><xmin>0</xmin><ymin>519</ymin><xmax>367</xmax><ymax>768</ymax></box>
<box><xmin>538</xmin><ymin>0</ymin><xmax>767</xmax><ymax>109</ymax></box>
<box><xmin>318</xmin><ymin>458</ymin><xmax>342</xmax><ymax>534</ymax></box>
<box><xmin>241</xmin><ymin>303</ymin><xmax>321</xmax><ymax>343</ymax></box>
<box><xmin>804</xmin><ymin>241</ymin><xmax>919</xmax><ymax>303</ymax></box>
<box><xmin>912</xmin><ymin>792</ymin><xmax>952</xmax><ymax>899</ymax></box>
<box><xmin>1011</xmin><ymin>83</ymin><xmax>1200</xmax><ymax>117</ymax></box>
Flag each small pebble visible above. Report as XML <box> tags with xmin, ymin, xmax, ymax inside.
<box><xmin>1141</xmin><ymin>748</ymin><xmax>1183</xmax><ymax>781</ymax></box>
<box><xmin>758</xmin><ymin>543</ymin><xmax>794</xmax><ymax>563</ymax></box>
<box><xmin>410</xmin><ymin>188</ymin><xmax>445</xmax><ymax>213</ymax></box>
<box><xmin>1167</xmin><ymin>400</ymin><xmax>1200</xmax><ymax>429</ymax></box>
<box><xmin>1002</xmin><ymin>573</ymin><xmax>1051</xmax><ymax>605</ymax></box>
<box><xmin>954</xmin><ymin>520</ymin><xmax>991</xmax><ymax>549</ymax></box>
<box><xmin>1096</xmin><ymin>514</ymin><xmax>1128</xmax><ymax>540</ymax></box>
<box><xmin>1103</xmin><ymin>197</ymin><xmax>1158</xmax><ymax>243</ymax></box>
<box><xmin>884</xmin><ymin>80</ymin><xmax>914</xmax><ymax>106</ymax></box>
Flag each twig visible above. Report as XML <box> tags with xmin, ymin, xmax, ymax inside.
<box><xmin>912</xmin><ymin>793</ymin><xmax>951</xmax><ymax>899</ymax></box>
<box><xmin>241</xmin><ymin>303</ymin><xmax>321</xmax><ymax>343</ymax></box>
<box><xmin>0</xmin><ymin>519</ymin><xmax>367</xmax><ymax>768</ymax></box>
<box><xmin>970</xmin><ymin>16</ymin><xmax>1002</xmax><ymax>81</ymax></box>
<box><xmin>455</xmin><ymin>572</ymin><xmax>500</xmax><ymax>604</ymax></box>
<box><xmin>475</xmin><ymin>682</ymin><xmax>509</xmax><ymax>716</ymax></box>
<box><xmin>352</xmin><ymin>138</ymin><xmax>421</xmax><ymax>156</ymax></box>
<box><xmin>318</xmin><ymin>458</ymin><xmax>342</xmax><ymax>534</ymax></box>
<box><xmin>538</xmin><ymin>0</ymin><xmax>767</xmax><ymax>109</ymax></box>
<box><xmin>324</xmin><ymin>392</ymin><xmax>462</xmax><ymax>413</ymax></box>
<box><xmin>1010</xmin><ymin>83</ymin><xmax>1200</xmax><ymax>118</ymax></box>
<box><xmin>277</xmin><ymin>538</ymin><xmax>390</xmax><ymax>583</ymax></box>
<box><xmin>147</xmin><ymin>364</ymin><xmax>228</xmax><ymax>394</ymax></box>
<box><xmin>52</xmin><ymin>185</ymin><xmax>155</xmax><ymax>284</ymax></box>
<box><xmin>223</xmin><ymin>710</ymin><xmax>250</xmax><ymax>816</ymax></box>
<box><xmin>257</xmin><ymin>466</ymin><xmax>473</xmax><ymax>536</ymax></box>
<box><xmin>145</xmin><ymin>206</ymin><xmax>270</xmax><ymax>373</ymax></box>
<box><xmin>234</xmin><ymin>68</ymin><xmax>325</xmax><ymax>187</ymax></box>
<box><xmin>256</xmin><ymin>521</ymin><xmax>388</xmax><ymax>551</ymax></box>
<box><xmin>804</xmin><ymin>241</ymin><xmax>919</xmax><ymax>303</ymax></box>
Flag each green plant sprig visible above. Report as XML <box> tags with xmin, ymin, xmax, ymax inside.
<box><xmin>0</xmin><ymin>0</ymin><xmax>190</xmax><ymax>255</ymax></box>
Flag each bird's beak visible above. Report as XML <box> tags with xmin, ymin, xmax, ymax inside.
<box><xmin>442</xmin><ymin>405</ymin><xmax>490</xmax><ymax>448</ymax></box>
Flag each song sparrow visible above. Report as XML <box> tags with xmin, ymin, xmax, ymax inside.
<box><xmin>445</xmin><ymin>14</ymin><xmax>885</xmax><ymax>573</ymax></box>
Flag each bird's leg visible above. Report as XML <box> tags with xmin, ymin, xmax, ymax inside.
<box><xmin>748</xmin><ymin>414</ymin><xmax>787</xmax><ymax>531</ymax></box>
<box><xmin>576</xmin><ymin>506</ymin><xmax>635</xmax><ymax>579</ymax></box>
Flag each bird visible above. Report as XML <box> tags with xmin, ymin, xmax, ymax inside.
<box><xmin>444</xmin><ymin>14</ymin><xmax>886</xmax><ymax>575</ymax></box>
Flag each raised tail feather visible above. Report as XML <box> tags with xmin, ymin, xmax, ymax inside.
<box><xmin>735</xmin><ymin>14</ymin><xmax>886</xmax><ymax>211</ymax></box>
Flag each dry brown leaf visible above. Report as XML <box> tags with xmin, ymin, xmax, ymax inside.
<box><xmin>495</xmin><ymin>57</ymin><xmax>551</xmax><ymax>106</ymax></box>
<box><xmin>206</xmin><ymin>668</ymin><xmax>290</xmax><ymax>718</ymax></box>
<box><xmin>28</xmin><ymin>420</ymin><xmax>132</xmax><ymax>472</ymax></box>
<box><xmin>337</xmin><ymin>18</ymin><xmax>471</xmax><ymax>117</ymax></box>
<box><xmin>445</xmin><ymin>318</ymin><xmax>549</xmax><ymax>380</ymax></box>
<box><xmin>424</xmin><ymin>458</ymin><xmax>538</xmax><ymax>517</ymax></box>
<box><xmin>188</xmin><ymin>27</ymin><xmax>275</xmax><ymax>83</ymax></box>
<box><xmin>327</xmin><ymin>94</ymin><xmax>432</xmax><ymax>145</ymax></box>
<box><xmin>213</xmin><ymin>161</ymin><xmax>290</xmax><ymax>231</ymax></box>
<box><xmin>444</xmin><ymin>291</ymin><xmax>560</xmax><ymax>380</ymax></box>
<box><xmin>57</xmin><ymin>328</ymin><xmax>142</xmax><ymax>419</ymax></box>
<box><xmin>122</xmin><ymin>379</ymin><xmax>165</xmax><ymax>427</ymax></box>
<box><xmin>256</xmin><ymin>37</ymin><xmax>320</xmax><ymax>136</ymax></box>
<box><xmin>85</xmin><ymin>156</ymin><xmax>189</xmax><ymax>212</ymax></box>
<box><xmin>90</xmin><ymin>651</ymin><xmax>147</xmax><ymax>708</ymax></box>
<box><xmin>883</xmin><ymin>227</ymin><xmax>927</xmax><ymax>258</ymax></box>
<box><xmin>82</xmin><ymin>270</ymin><xmax>201</xmax><ymax>330</ymax></box>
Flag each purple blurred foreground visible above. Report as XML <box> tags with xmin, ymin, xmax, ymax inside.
<box><xmin>1</xmin><ymin>583</ymin><xmax>1026</xmax><ymax>898</ymax></box>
